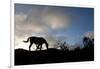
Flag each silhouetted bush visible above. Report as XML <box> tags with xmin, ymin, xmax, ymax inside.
<box><xmin>54</xmin><ymin>40</ymin><xmax>69</xmax><ymax>51</ymax></box>
<box><xmin>83</xmin><ymin>36</ymin><xmax>94</xmax><ymax>47</ymax></box>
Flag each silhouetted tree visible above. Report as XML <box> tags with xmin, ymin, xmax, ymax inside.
<box><xmin>54</xmin><ymin>40</ymin><xmax>69</xmax><ymax>51</ymax></box>
<box><xmin>83</xmin><ymin>37</ymin><xmax>94</xmax><ymax>47</ymax></box>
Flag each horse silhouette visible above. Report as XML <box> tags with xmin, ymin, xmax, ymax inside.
<box><xmin>23</xmin><ymin>36</ymin><xmax>49</xmax><ymax>51</ymax></box>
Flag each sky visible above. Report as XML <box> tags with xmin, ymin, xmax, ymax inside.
<box><xmin>14</xmin><ymin>3</ymin><xmax>94</xmax><ymax>50</ymax></box>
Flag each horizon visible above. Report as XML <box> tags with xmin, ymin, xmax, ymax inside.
<box><xmin>14</xmin><ymin>3</ymin><xmax>94</xmax><ymax>50</ymax></box>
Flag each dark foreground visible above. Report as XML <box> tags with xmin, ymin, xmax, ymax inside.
<box><xmin>15</xmin><ymin>46</ymin><xmax>94</xmax><ymax>65</ymax></box>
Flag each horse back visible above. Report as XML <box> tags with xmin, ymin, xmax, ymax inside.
<box><xmin>29</xmin><ymin>36</ymin><xmax>47</xmax><ymax>44</ymax></box>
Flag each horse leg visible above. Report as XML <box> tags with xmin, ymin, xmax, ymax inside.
<box><xmin>45</xmin><ymin>43</ymin><xmax>48</xmax><ymax>50</ymax></box>
<box><xmin>36</xmin><ymin>44</ymin><xmax>39</xmax><ymax>51</ymax></box>
<box><xmin>46</xmin><ymin>45</ymin><xmax>48</xmax><ymax>50</ymax></box>
<box><xmin>40</xmin><ymin>45</ymin><xmax>42</xmax><ymax>51</ymax></box>
<box><xmin>37</xmin><ymin>44</ymin><xmax>40</xmax><ymax>49</ymax></box>
<box><xmin>29</xmin><ymin>43</ymin><xmax>33</xmax><ymax>51</ymax></box>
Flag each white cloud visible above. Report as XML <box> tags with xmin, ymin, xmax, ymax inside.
<box><xmin>15</xmin><ymin>7</ymin><xmax>70</xmax><ymax>49</ymax></box>
<box><xmin>41</xmin><ymin>13</ymin><xmax>69</xmax><ymax>29</ymax></box>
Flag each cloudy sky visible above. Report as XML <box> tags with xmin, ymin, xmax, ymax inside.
<box><xmin>14</xmin><ymin>3</ymin><xmax>94</xmax><ymax>50</ymax></box>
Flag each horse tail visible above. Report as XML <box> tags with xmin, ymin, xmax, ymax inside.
<box><xmin>23</xmin><ymin>37</ymin><xmax>30</xmax><ymax>43</ymax></box>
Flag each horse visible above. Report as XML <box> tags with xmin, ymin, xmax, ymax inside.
<box><xmin>23</xmin><ymin>36</ymin><xmax>49</xmax><ymax>51</ymax></box>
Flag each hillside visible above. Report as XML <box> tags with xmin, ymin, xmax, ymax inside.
<box><xmin>15</xmin><ymin>47</ymin><xmax>94</xmax><ymax>65</ymax></box>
